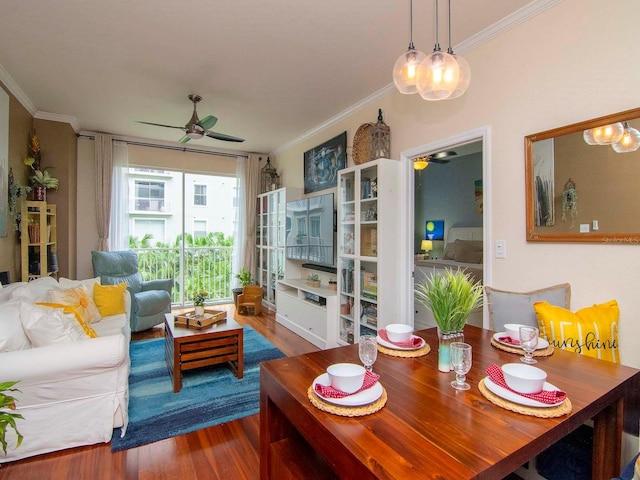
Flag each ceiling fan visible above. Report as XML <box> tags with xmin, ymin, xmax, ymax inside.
<box><xmin>136</xmin><ymin>94</ymin><xmax>245</xmax><ymax>143</ymax></box>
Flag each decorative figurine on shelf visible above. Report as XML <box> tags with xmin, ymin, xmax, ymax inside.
<box><xmin>24</xmin><ymin>133</ymin><xmax>59</xmax><ymax>201</ymax></box>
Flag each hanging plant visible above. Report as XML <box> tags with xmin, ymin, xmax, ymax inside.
<box><xmin>8</xmin><ymin>168</ymin><xmax>31</xmax><ymax>232</ymax></box>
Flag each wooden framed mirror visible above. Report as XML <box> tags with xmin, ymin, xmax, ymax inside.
<box><xmin>525</xmin><ymin>107</ymin><xmax>640</xmax><ymax>243</ymax></box>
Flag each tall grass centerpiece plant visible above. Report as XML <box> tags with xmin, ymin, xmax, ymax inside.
<box><xmin>414</xmin><ymin>268</ymin><xmax>483</xmax><ymax>372</ymax></box>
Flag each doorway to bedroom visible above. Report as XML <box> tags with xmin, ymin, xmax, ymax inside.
<box><xmin>402</xmin><ymin>127</ymin><xmax>490</xmax><ymax>330</ymax></box>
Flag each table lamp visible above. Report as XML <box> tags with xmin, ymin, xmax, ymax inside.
<box><xmin>421</xmin><ymin>239</ymin><xmax>433</xmax><ymax>259</ymax></box>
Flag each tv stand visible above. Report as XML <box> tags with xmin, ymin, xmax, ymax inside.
<box><xmin>275</xmin><ymin>279</ymin><xmax>338</xmax><ymax>349</ymax></box>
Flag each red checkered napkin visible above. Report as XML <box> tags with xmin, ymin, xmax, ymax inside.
<box><xmin>378</xmin><ymin>329</ymin><xmax>423</xmax><ymax>349</ymax></box>
<box><xmin>498</xmin><ymin>335</ymin><xmax>520</xmax><ymax>346</ymax></box>
<box><xmin>486</xmin><ymin>364</ymin><xmax>566</xmax><ymax>405</ymax></box>
<box><xmin>314</xmin><ymin>370</ymin><xmax>380</xmax><ymax>399</ymax></box>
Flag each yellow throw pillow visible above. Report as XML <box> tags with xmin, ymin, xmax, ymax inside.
<box><xmin>533</xmin><ymin>300</ymin><xmax>619</xmax><ymax>363</ymax></box>
<box><xmin>47</xmin><ymin>285</ymin><xmax>102</xmax><ymax>324</ymax></box>
<box><xmin>93</xmin><ymin>282</ymin><xmax>127</xmax><ymax>317</ymax></box>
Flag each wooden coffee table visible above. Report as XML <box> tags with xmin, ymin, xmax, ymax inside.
<box><xmin>164</xmin><ymin>313</ymin><xmax>244</xmax><ymax>393</ymax></box>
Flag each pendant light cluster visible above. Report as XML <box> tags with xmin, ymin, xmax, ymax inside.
<box><xmin>583</xmin><ymin>122</ymin><xmax>640</xmax><ymax>153</ymax></box>
<box><xmin>393</xmin><ymin>0</ymin><xmax>470</xmax><ymax>101</ymax></box>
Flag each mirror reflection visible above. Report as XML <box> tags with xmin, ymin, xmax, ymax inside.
<box><xmin>525</xmin><ymin>108</ymin><xmax>640</xmax><ymax>243</ymax></box>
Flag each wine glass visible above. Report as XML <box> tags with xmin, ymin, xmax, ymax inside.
<box><xmin>519</xmin><ymin>326</ymin><xmax>539</xmax><ymax>364</ymax></box>
<box><xmin>450</xmin><ymin>342</ymin><xmax>472</xmax><ymax>390</ymax></box>
<box><xmin>359</xmin><ymin>334</ymin><xmax>378</xmax><ymax>372</ymax></box>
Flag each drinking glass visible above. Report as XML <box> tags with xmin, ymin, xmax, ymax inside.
<box><xmin>359</xmin><ymin>334</ymin><xmax>378</xmax><ymax>372</ymax></box>
<box><xmin>450</xmin><ymin>342</ymin><xmax>472</xmax><ymax>390</ymax></box>
<box><xmin>519</xmin><ymin>326</ymin><xmax>539</xmax><ymax>364</ymax></box>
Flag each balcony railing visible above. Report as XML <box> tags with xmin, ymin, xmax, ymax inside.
<box><xmin>130</xmin><ymin>197</ymin><xmax>171</xmax><ymax>213</ymax></box>
<box><xmin>131</xmin><ymin>246</ymin><xmax>234</xmax><ymax>306</ymax></box>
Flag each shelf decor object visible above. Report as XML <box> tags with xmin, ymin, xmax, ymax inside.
<box><xmin>260</xmin><ymin>157</ymin><xmax>281</xmax><ymax>193</ymax></box>
<box><xmin>370</xmin><ymin>109</ymin><xmax>390</xmax><ymax>161</ymax></box>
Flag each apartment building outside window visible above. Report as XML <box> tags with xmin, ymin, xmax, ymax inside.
<box><xmin>194</xmin><ymin>184</ymin><xmax>207</xmax><ymax>206</ymax></box>
<box><xmin>135</xmin><ymin>180</ymin><xmax>165</xmax><ymax>212</ymax></box>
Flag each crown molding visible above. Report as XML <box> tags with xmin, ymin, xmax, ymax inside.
<box><xmin>34</xmin><ymin>111</ymin><xmax>80</xmax><ymax>132</ymax></box>
<box><xmin>0</xmin><ymin>62</ymin><xmax>37</xmax><ymax>115</ymax></box>
<box><xmin>272</xmin><ymin>0</ymin><xmax>563</xmax><ymax>156</ymax></box>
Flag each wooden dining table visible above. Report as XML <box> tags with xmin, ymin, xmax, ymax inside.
<box><xmin>260</xmin><ymin>326</ymin><xmax>640</xmax><ymax>480</ymax></box>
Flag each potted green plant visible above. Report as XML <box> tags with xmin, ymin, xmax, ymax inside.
<box><xmin>414</xmin><ymin>268</ymin><xmax>483</xmax><ymax>373</ymax></box>
<box><xmin>306</xmin><ymin>273</ymin><xmax>320</xmax><ymax>288</ymax></box>
<box><xmin>24</xmin><ymin>133</ymin><xmax>59</xmax><ymax>201</ymax></box>
<box><xmin>0</xmin><ymin>381</ymin><xmax>23</xmax><ymax>456</ymax></box>
<box><xmin>233</xmin><ymin>267</ymin><xmax>254</xmax><ymax>307</ymax></box>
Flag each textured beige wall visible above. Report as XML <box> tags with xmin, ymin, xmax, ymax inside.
<box><xmin>274</xmin><ymin>0</ymin><xmax>640</xmax><ymax>367</ymax></box>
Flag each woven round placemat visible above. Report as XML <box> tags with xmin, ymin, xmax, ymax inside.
<box><xmin>353</xmin><ymin>123</ymin><xmax>372</xmax><ymax>165</ymax></box>
<box><xmin>307</xmin><ymin>386</ymin><xmax>387</xmax><ymax>417</ymax></box>
<box><xmin>478</xmin><ymin>378</ymin><xmax>571</xmax><ymax>418</ymax></box>
<box><xmin>490</xmin><ymin>337</ymin><xmax>554</xmax><ymax>357</ymax></box>
<box><xmin>377</xmin><ymin>341</ymin><xmax>431</xmax><ymax>358</ymax></box>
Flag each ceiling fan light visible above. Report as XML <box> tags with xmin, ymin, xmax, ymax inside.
<box><xmin>413</xmin><ymin>157</ymin><xmax>429</xmax><ymax>170</ymax></box>
<box><xmin>393</xmin><ymin>48</ymin><xmax>427</xmax><ymax>94</ymax></box>
<box><xmin>594</xmin><ymin>122</ymin><xmax>624</xmax><ymax>145</ymax></box>
<box><xmin>612</xmin><ymin>124</ymin><xmax>640</xmax><ymax>153</ymax></box>
<box><xmin>416</xmin><ymin>50</ymin><xmax>459</xmax><ymax>101</ymax></box>
<box><xmin>187</xmin><ymin>131</ymin><xmax>204</xmax><ymax>140</ymax></box>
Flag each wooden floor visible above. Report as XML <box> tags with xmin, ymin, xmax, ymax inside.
<box><xmin>0</xmin><ymin>305</ymin><xmax>319</xmax><ymax>480</ymax></box>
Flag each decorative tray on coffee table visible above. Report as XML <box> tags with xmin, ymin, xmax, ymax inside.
<box><xmin>174</xmin><ymin>309</ymin><xmax>226</xmax><ymax>329</ymax></box>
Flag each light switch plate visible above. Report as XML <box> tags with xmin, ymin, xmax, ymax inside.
<box><xmin>495</xmin><ymin>239</ymin><xmax>506</xmax><ymax>259</ymax></box>
<box><xmin>580</xmin><ymin>224</ymin><xmax>590</xmax><ymax>233</ymax></box>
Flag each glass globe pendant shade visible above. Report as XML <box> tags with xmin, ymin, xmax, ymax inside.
<box><xmin>612</xmin><ymin>124</ymin><xmax>640</xmax><ymax>153</ymax></box>
<box><xmin>393</xmin><ymin>48</ymin><xmax>427</xmax><ymax>94</ymax></box>
<box><xmin>593</xmin><ymin>122</ymin><xmax>624</xmax><ymax>145</ymax></box>
<box><xmin>448</xmin><ymin>54</ymin><xmax>471</xmax><ymax>100</ymax></box>
<box><xmin>416</xmin><ymin>50</ymin><xmax>459</xmax><ymax>101</ymax></box>
<box><xmin>583</xmin><ymin>128</ymin><xmax>598</xmax><ymax>145</ymax></box>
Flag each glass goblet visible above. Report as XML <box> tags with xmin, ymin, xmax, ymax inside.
<box><xmin>450</xmin><ymin>342</ymin><xmax>472</xmax><ymax>390</ymax></box>
<box><xmin>358</xmin><ymin>334</ymin><xmax>378</xmax><ymax>372</ymax></box>
<box><xmin>519</xmin><ymin>326</ymin><xmax>539</xmax><ymax>364</ymax></box>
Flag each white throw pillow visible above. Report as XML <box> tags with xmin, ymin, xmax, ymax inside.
<box><xmin>19</xmin><ymin>302</ymin><xmax>90</xmax><ymax>347</ymax></box>
<box><xmin>0</xmin><ymin>282</ymin><xmax>28</xmax><ymax>302</ymax></box>
<box><xmin>59</xmin><ymin>277</ymin><xmax>101</xmax><ymax>298</ymax></box>
<box><xmin>0</xmin><ymin>300</ymin><xmax>31</xmax><ymax>352</ymax></box>
<box><xmin>10</xmin><ymin>276</ymin><xmax>60</xmax><ymax>303</ymax></box>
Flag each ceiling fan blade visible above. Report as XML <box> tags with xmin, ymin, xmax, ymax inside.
<box><xmin>198</xmin><ymin>115</ymin><xmax>218</xmax><ymax>130</ymax></box>
<box><xmin>136</xmin><ymin>120</ymin><xmax>186</xmax><ymax>130</ymax></box>
<box><xmin>205</xmin><ymin>131</ymin><xmax>245</xmax><ymax>143</ymax></box>
<box><xmin>178</xmin><ymin>135</ymin><xmax>191</xmax><ymax>144</ymax></box>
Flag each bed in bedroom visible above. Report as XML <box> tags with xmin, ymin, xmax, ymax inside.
<box><xmin>414</xmin><ymin>227</ymin><xmax>484</xmax><ymax>329</ymax></box>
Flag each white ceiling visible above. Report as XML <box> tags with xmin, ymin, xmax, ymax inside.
<box><xmin>0</xmin><ymin>0</ymin><xmax>548</xmax><ymax>155</ymax></box>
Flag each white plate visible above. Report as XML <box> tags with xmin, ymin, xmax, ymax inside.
<box><xmin>312</xmin><ymin>373</ymin><xmax>383</xmax><ymax>407</ymax></box>
<box><xmin>484</xmin><ymin>376</ymin><xmax>564</xmax><ymax>408</ymax></box>
<box><xmin>377</xmin><ymin>334</ymin><xmax>426</xmax><ymax>351</ymax></box>
<box><xmin>493</xmin><ymin>332</ymin><xmax>549</xmax><ymax>350</ymax></box>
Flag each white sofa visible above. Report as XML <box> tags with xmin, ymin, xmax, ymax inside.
<box><xmin>0</xmin><ymin>276</ymin><xmax>131</xmax><ymax>463</ymax></box>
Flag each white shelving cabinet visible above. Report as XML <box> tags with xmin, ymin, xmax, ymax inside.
<box><xmin>336</xmin><ymin>159</ymin><xmax>405</xmax><ymax>345</ymax></box>
<box><xmin>256</xmin><ymin>188</ymin><xmax>299</xmax><ymax>309</ymax></box>
<box><xmin>275</xmin><ymin>279</ymin><xmax>338</xmax><ymax>349</ymax></box>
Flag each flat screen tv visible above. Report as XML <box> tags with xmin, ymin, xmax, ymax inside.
<box><xmin>285</xmin><ymin>193</ymin><xmax>335</xmax><ymax>267</ymax></box>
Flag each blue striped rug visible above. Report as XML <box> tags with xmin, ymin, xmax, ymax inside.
<box><xmin>111</xmin><ymin>326</ymin><xmax>284</xmax><ymax>451</ymax></box>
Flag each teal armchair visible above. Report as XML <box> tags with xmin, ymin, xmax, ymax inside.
<box><xmin>91</xmin><ymin>250</ymin><xmax>173</xmax><ymax>332</ymax></box>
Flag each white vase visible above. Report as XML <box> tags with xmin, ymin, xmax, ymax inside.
<box><xmin>195</xmin><ymin>306</ymin><xmax>205</xmax><ymax>316</ymax></box>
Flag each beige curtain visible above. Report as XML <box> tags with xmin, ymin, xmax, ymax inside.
<box><xmin>94</xmin><ymin>134</ymin><xmax>113</xmax><ymax>251</ymax></box>
<box><xmin>244</xmin><ymin>154</ymin><xmax>261</xmax><ymax>274</ymax></box>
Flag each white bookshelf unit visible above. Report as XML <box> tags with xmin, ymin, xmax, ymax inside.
<box><xmin>275</xmin><ymin>278</ymin><xmax>338</xmax><ymax>349</ymax></box>
<box><xmin>336</xmin><ymin>158</ymin><xmax>405</xmax><ymax>345</ymax></box>
<box><xmin>256</xmin><ymin>187</ymin><xmax>300</xmax><ymax>308</ymax></box>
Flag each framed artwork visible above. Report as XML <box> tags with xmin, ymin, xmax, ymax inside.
<box><xmin>304</xmin><ymin>131</ymin><xmax>347</xmax><ymax>194</ymax></box>
<box><xmin>425</xmin><ymin>220</ymin><xmax>445</xmax><ymax>240</ymax></box>
<box><xmin>474</xmin><ymin>179</ymin><xmax>483</xmax><ymax>214</ymax></box>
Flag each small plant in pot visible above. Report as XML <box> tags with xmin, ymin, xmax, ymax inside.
<box><xmin>306</xmin><ymin>273</ymin><xmax>321</xmax><ymax>288</ymax></box>
<box><xmin>233</xmin><ymin>267</ymin><xmax>254</xmax><ymax>307</ymax></box>
<box><xmin>414</xmin><ymin>268</ymin><xmax>483</xmax><ymax>373</ymax></box>
<box><xmin>24</xmin><ymin>133</ymin><xmax>59</xmax><ymax>201</ymax></box>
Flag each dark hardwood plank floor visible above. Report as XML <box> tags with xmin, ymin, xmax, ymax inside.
<box><xmin>0</xmin><ymin>304</ymin><xmax>318</xmax><ymax>480</ymax></box>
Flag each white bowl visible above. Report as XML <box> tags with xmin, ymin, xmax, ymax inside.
<box><xmin>504</xmin><ymin>323</ymin><xmax>528</xmax><ymax>340</ymax></box>
<box><xmin>326</xmin><ymin>363</ymin><xmax>366</xmax><ymax>393</ymax></box>
<box><xmin>501</xmin><ymin>363</ymin><xmax>547</xmax><ymax>394</ymax></box>
<box><xmin>385</xmin><ymin>324</ymin><xmax>413</xmax><ymax>343</ymax></box>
